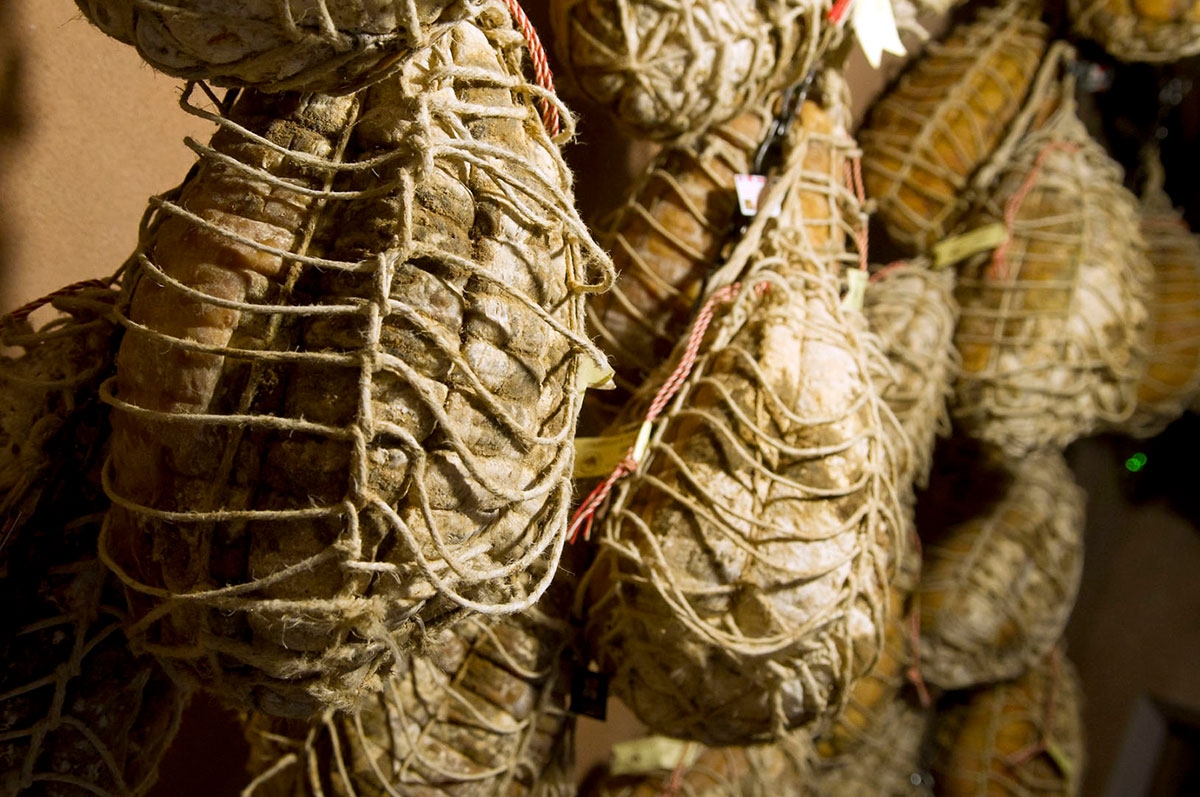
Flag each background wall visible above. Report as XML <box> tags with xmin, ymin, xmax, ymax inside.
<box><xmin>3</xmin><ymin>2</ymin><xmax>1199</xmax><ymax>795</ymax></box>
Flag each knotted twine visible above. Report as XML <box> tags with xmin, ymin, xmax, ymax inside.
<box><xmin>575</xmin><ymin>96</ymin><xmax>903</xmax><ymax>744</ymax></box>
<box><xmin>951</xmin><ymin>80</ymin><xmax>1153</xmax><ymax>456</ymax></box>
<box><xmin>917</xmin><ymin>447</ymin><xmax>1084</xmax><ymax>691</ymax></box>
<box><xmin>1</xmin><ymin>279</ymin><xmax>189</xmax><ymax>797</ymax></box>
<box><xmin>550</xmin><ymin>0</ymin><xmax>830</xmax><ymax>140</ymax></box>
<box><xmin>1068</xmin><ymin>0</ymin><xmax>1200</xmax><ymax>63</ymax></box>
<box><xmin>1120</xmin><ymin>151</ymin><xmax>1200</xmax><ymax>438</ymax></box>
<box><xmin>863</xmin><ymin>262</ymin><xmax>959</xmax><ymax>496</ymax></box>
<box><xmin>859</xmin><ymin>0</ymin><xmax>1050</xmax><ymax>255</ymax></box>
<box><xmin>583</xmin><ymin>730</ymin><xmax>815</xmax><ymax>797</ymax></box>
<box><xmin>242</xmin><ymin>553</ymin><xmax>580</xmax><ymax>797</ymax></box>
<box><xmin>73</xmin><ymin>0</ymin><xmax>486</xmax><ymax>93</ymax></box>
<box><xmin>100</xmin><ymin>4</ymin><xmax>613</xmax><ymax>720</ymax></box>
<box><xmin>931</xmin><ymin>650</ymin><xmax>1086</xmax><ymax>796</ymax></box>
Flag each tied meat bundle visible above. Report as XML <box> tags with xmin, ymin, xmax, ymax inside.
<box><xmin>74</xmin><ymin>0</ymin><xmax>484</xmax><ymax>92</ymax></box>
<box><xmin>550</xmin><ymin>0</ymin><xmax>828</xmax><ymax>140</ymax></box>
<box><xmin>1069</xmin><ymin>0</ymin><xmax>1200</xmax><ymax>63</ymax></box>
<box><xmin>100</xmin><ymin>3</ymin><xmax>611</xmax><ymax>719</ymax></box>
<box><xmin>577</xmin><ymin>93</ymin><xmax>903</xmax><ymax>744</ymax></box>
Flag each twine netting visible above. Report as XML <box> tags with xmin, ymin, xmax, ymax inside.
<box><xmin>951</xmin><ymin>96</ymin><xmax>1153</xmax><ymax>457</ymax></box>
<box><xmin>583</xmin><ymin>731</ymin><xmax>815</xmax><ymax>797</ymax></box>
<box><xmin>1</xmin><ymin>281</ymin><xmax>189</xmax><ymax>796</ymax></box>
<box><xmin>577</xmin><ymin>108</ymin><xmax>902</xmax><ymax>743</ymax></box>
<box><xmin>863</xmin><ymin>262</ymin><xmax>959</xmax><ymax>495</ymax></box>
<box><xmin>550</xmin><ymin>0</ymin><xmax>827</xmax><ymax>140</ymax></box>
<box><xmin>99</xmin><ymin>5</ymin><xmax>612</xmax><ymax>720</ymax></box>
<box><xmin>242</xmin><ymin>568</ymin><xmax>577</xmax><ymax>797</ymax></box>
<box><xmin>931</xmin><ymin>651</ymin><xmax>1086</xmax><ymax>796</ymax></box>
<box><xmin>917</xmin><ymin>449</ymin><xmax>1084</xmax><ymax>691</ymax></box>
<box><xmin>812</xmin><ymin>695</ymin><xmax>933</xmax><ymax>797</ymax></box>
<box><xmin>1068</xmin><ymin>0</ymin><xmax>1200</xmax><ymax>63</ymax></box>
<box><xmin>73</xmin><ymin>0</ymin><xmax>488</xmax><ymax>93</ymax></box>
<box><xmin>859</xmin><ymin>0</ymin><xmax>1050</xmax><ymax>254</ymax></box>
<box><xmin>1121</xmin><ymin>162</ymin><xmax>1200</xmax><ymax>438</ymax></box>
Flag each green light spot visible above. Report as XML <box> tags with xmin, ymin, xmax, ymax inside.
<box><xmin>1125</xmin><ymin>452</ymin><xmax>1147</xmax><ymax>473</ymax></box>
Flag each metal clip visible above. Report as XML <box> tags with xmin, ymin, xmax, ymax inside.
<box><xmin>750</xmin><ymin>70</ymin><xmax>815</xmax><ymax>176</ymax></box>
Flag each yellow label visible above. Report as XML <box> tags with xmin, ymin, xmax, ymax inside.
<box><xmin>1046</xmin><ymin>741</ymin><xmax>1074</xmax><ymax>781</ymax></box>
<box><xmin>573</xmin><ymin>429</ymin><xmax>639</xmax><ymax>479</ymax></box>
<box><xmin>842</xmin><ymin>267</ymin><xmax>869</xmax><ymax>311</ymax></box>
<box><xmin>609</xmin><ymin>736</ymin><xmax>701</xmax><ymax>777</ymax></box>
<box><xmin>577</xmin><ymin>355</ymin><xmax>616</xmax><ymax>391</ymax></box>
<box><xmin>932</xmin><ymin>223</ymin><xmax>1007</xmax><ymax>269</ymax></box>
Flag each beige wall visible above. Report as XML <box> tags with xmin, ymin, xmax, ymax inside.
<box><xmin>0</xmin><ymin>0</ymin><xmax>210</xmax><ymax>313</ymax></box>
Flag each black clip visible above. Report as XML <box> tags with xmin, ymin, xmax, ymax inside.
<box><xmin>750</xmin><ymin>69</ymin><xmax>817</xmax><ymax>177</ymax></box>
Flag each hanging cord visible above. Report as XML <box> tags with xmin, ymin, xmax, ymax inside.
<box><xmin>1005</xmin><ymin>647</ymin><xmax>1063</xmax><ymax>768</ymax></box>
<box><xmin>989</xmin><ymin>141</ymin><xmax>1081</xmax><ymax>281</ymax></box>
<box><xmin>0</xmin><ymin>279</ymin><xmax>113</xmax><ymax>331</ymax></box>
<box><xmin>501</xmin><ymin>0</ymin><xmax>560</xmax><ymax>137</ymax></box>
<box><xmin>568</xmin><ymin>281</ymin><xmax>769</xmax><ymax>542</ymax></box>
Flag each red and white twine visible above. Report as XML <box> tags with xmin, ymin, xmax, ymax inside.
<box><xmin>501</xmin><ymin>0</ymin><xmax>560</xmax><ymax>137</ymax></box>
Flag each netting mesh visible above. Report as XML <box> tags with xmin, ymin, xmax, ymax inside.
<box><xmin>576</xmin><ymin>98</ymin><xmax>903</xmax><ymax>743</ymax></box>
<box><xmin>917</xmin><ymin>448</ymin><xmax>1084</xmax><ymax>691</ymax></box>
<box><xmin>812</xmin><ymin>695</ymin><xmax>933</xmax><ymax>797</ymax></box>
<box><xmin>1122</xmin><ymin>160</ymin><xmax>1200</xmax><ymax>438</ymax></box>
<box><xmin>863</xmin><ymin>262</ymin><xmax>958</xmax><ymax>495</ymax></box>
<box><xmin>550</xmin><ymin>0</ymin><xmax>826</xmax><ymax>140</ymax></box>
<box><xmin>1</xmin><ymin>280</ymin><xmax>189</xmax><ymax>796</ymax></box>
<box><xmin>931</xmin><ymin>651</ymin><xmax>1086</xmax><ymax>796</ymax></box>
<box><xmin>952</xmin><ymin>78</ymin><xmax>1153</xmax><ymax>456</ymax></box>
<box><xmin>859</xmin><ymin>0</ymin><xmax>1049</xmax><ymax>254</ymax></box>
<box><xmin>243</xmin><ymin>562</ymin><xmax>578</xmax><ymax>797</ymax></box>
<box><xmin>583</xmin><ymin>731</ymin><xmax>815</xmax><ymax>797</ymax></box>
<box><xmin>1068</xmin><ymin>0</ymin><xmax>1200</xmax><ymax>63</ymax></box>
<box><xmin>74</xmin><ymin>0</ymin><xmax>485</xmax><ymax>93</ymax></box>
<box><xmin>99</xmin><ymin>4</ymin><xmax>612</xmax><ymax>720</ymax></box>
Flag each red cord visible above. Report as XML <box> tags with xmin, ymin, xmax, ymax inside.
<box><xmin>0</xmin><ymin>278</ymin><xmax>111</xmax><ymax>330</ymax></box>
<box><xmin>990</xmin><ymin>142</ymin><xmax>1080</xmax><ymax>281</ymax></box>
<box><xmin>500</xmin><ymin>0</ymin><xmax>560</xmax><ymax>137</ymax></box>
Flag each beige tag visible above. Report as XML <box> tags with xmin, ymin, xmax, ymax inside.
<box><xmin>577</xmin><ymin>355</ymin><xmax>616</xmax><ymax>391</ymax></box>
<box><xmin>932</xmin><ymin>223</ymin><xmax>1007</xmax><ymax>269</ymax></box>
<box><xmin>573</xmin><ymin>429</ymin><xmax>639</xmax><ymax>479</ymax></box>
<box><xmin>609</xmin><ymin>736</ymin><xmax>701</xmax><ymax>777</ymax></box>
<box><xmin>841</xmin><ymin>267</ymin><xmax>869</xmax><ymax>311</ymax></box>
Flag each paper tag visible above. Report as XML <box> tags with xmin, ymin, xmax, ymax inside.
<box><xmin>609</xmin><ymin>736</ymin><xmax>701</xmax><ymax>777</ymax></box>
<box><xmin>573</xmin><ymin>430</ymin><xmax>639</xmax><ymax>479</ymax></box>
<box><xmin>735</xmin><ymin>174</ymin><xmax>769</xmax><ymax>217</ymax></box>
<box><xmin>569</xmin><ymin>669</ymin><xmax>609</xmax><ymax>720</ymax></box>
<box><xmin>931</xmin><ymin>223</ymin><xmax>1007</xmax><ymax>269</ymax></box>
<box><xmin>853</xmin><ymin>0</ymin><xmax>906</xmax><ymax>69</ymax></box>
<box><xmin>842</xmin><ymin>268</ymin><xmax>869</xmax><ymax>311</ymax></box>
<box><xmin>577</xmin><ymin>355</ymin><xmax>616</xmax><ymax>391</ymax></box>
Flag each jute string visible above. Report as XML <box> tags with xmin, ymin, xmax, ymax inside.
<box><xmin>99</xmin><ymin>8</ymin><xmax>612</xmax><ymax>718</ymax></box>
